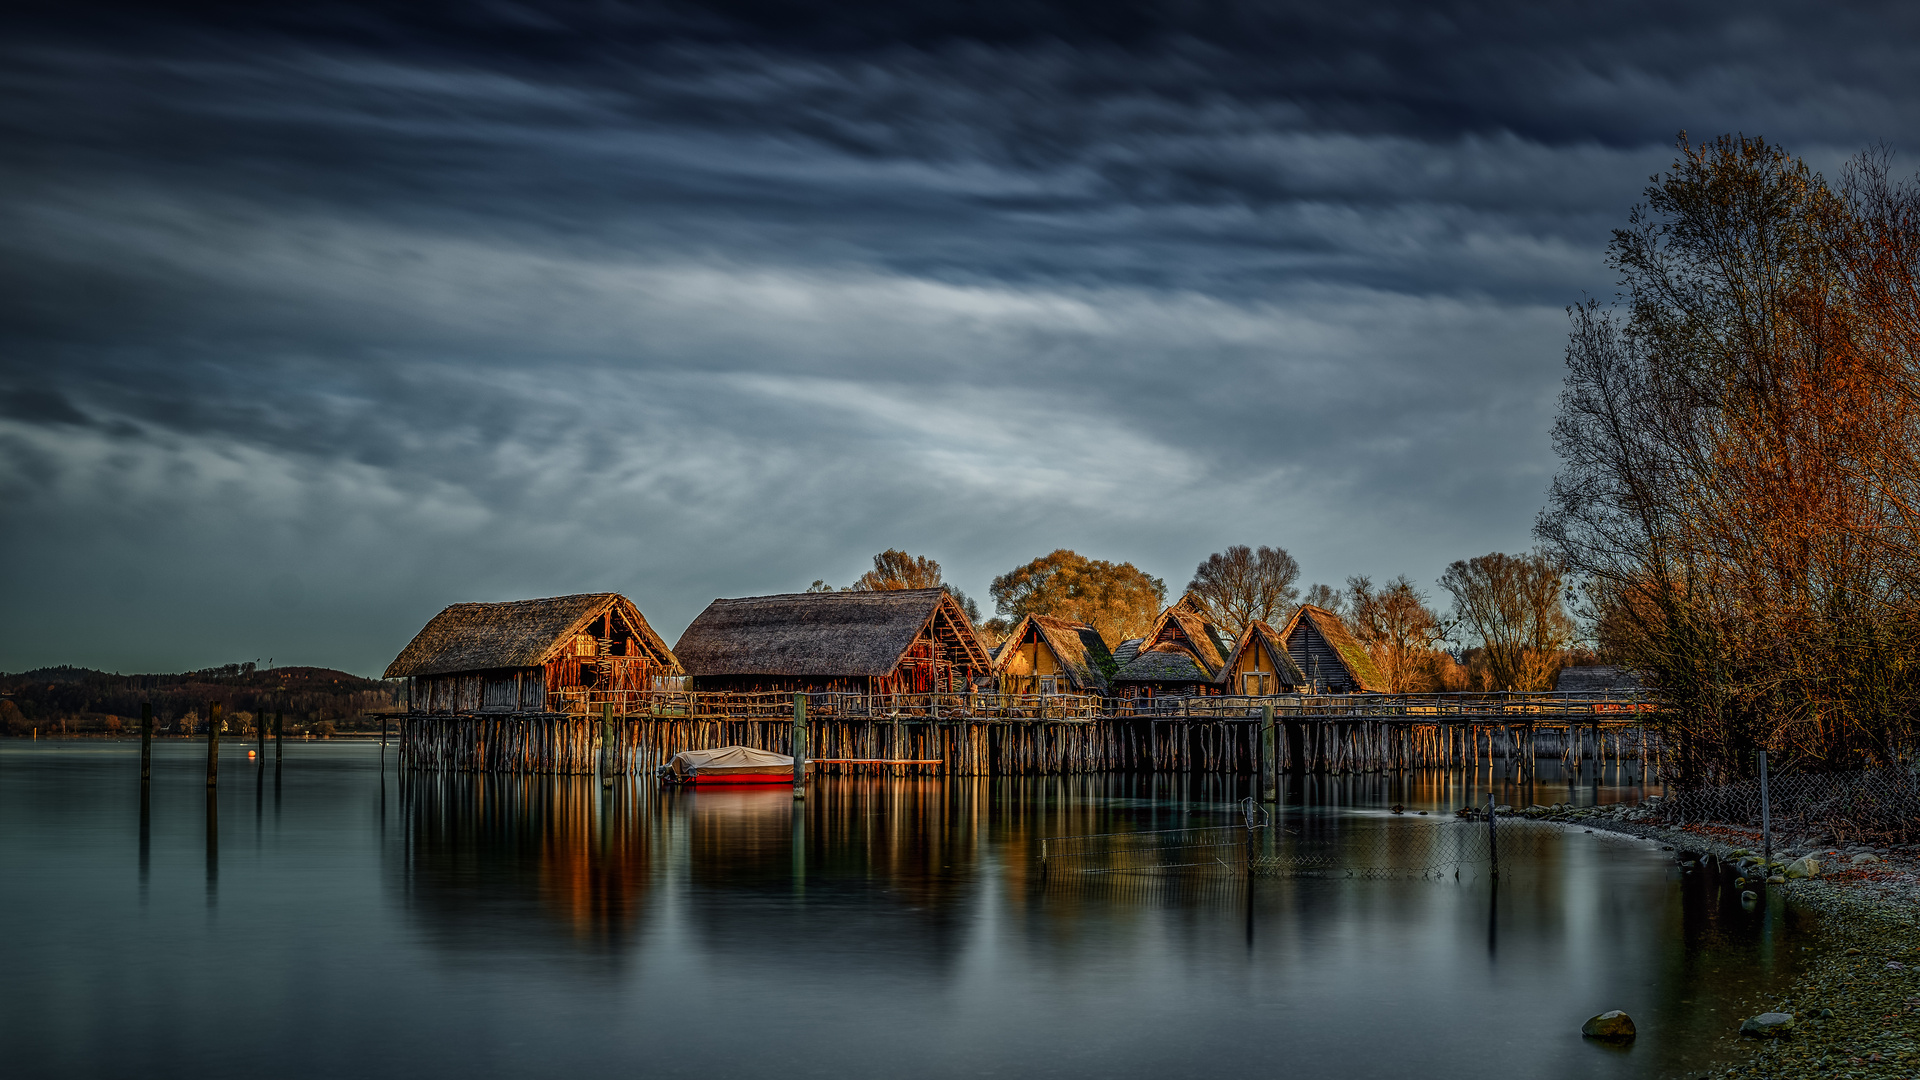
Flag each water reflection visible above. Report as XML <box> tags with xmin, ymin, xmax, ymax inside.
<box><xmin>0</xmin><ymin>745</ymin><xmax>1811</xmax><ymax>1080</ymax></box>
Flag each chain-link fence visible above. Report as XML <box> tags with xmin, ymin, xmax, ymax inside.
<box><xmin>1038</xmin><ymin>800</ymin><xmax>1550</xmax><ymax>882</ymax></box>
<box><xmin>1657</xmin><ymin>763</ymin><xmax>1920</xmax><ymax>844</ymax></box>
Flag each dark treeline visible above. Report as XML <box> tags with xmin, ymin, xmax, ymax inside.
<box><xmin>0</xmin><ymin>664</ymin><xmax>400</xmax><ymax>737</ymax></box>
<box><xmin>1540</xmin><ymin>135</ymin><xmax>1920</xmax><ymax>781</ymax></box>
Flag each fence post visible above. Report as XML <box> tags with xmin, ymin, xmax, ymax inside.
<box><xmin>1758</xmin><ymin>750</ymin><xmax>1771</xmax><ymax>870</ymax></box>
<box><xmin>1487</xmin><ymin>792</ymin><xmax>1499</xmax><ymax>880</ymax></box>
<box><xmin>1261</xmin><ymin>703</ymin><xmax>1276</xmax><ymax>803</ymax></box>
<box><xmin>792</xmin><ymin>693</ymin><xmax>808</xmax><ymax>800</ymax></box>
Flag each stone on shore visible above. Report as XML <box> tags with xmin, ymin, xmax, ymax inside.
<box><xmin>1739</xmin><ymin>1012</ymin><xmax>1794</xmax><ymax>1037</ymax></box>
<box><xmin>1785</xmin><ymin>856</ymin><xmax>1820</xmax><ymax>879</ymax></box>
<box><xmin>1851</xmin><ymin>853</ymin><xmax>1881</xmax><ymax>864</ymax></box>
<box><xmin>1581</xmin><ymin>1011</ymin><xmax>1636</xmax><ymax>1041</ymax></box>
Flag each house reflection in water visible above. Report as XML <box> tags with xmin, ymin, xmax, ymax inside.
<box><xmin>395</xmin><ymin>773</ymin><xmax>652</xmax><ymax>948</ymax></box>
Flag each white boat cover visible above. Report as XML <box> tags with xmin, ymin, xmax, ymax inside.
<box><xmin>664</xmin><ymin>745</ymin><xmax>796</xmax><ymax>777</ymax></box>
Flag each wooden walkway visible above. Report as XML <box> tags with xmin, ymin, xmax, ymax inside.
<box><xmin>396</xmin><ymin>690</ymin><xmax>1662</xmax><ymax>777</ymax></box>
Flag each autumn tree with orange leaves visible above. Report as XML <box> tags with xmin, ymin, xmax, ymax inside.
<box><xmin>1539</xmin><ymin>135</ymin><xmax>1920</xmax><ymax>780</ymax></box>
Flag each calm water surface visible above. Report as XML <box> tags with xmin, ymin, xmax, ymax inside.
<box><xmin>1</xmin><ymin>742</ymin><xmax>1812</xmax><ymax>1079</ymax></box>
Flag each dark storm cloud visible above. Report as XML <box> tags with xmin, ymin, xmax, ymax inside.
<box><xmin>4</xmin><ymin>1</ymin><xmax>1920</xmax><ymax>673</ymax></box>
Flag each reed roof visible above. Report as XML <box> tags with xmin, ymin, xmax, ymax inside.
<box><xmin>673</xmin><ymin>588</ymin><xmax>990</xmax><ymax>677</ymax></box>
<box><xmin>384</xmin><ymin>593</ymin><xmax>678</xmax><ymax>678</ymax></box>
<box><xmin>1553</xmin><ymin>665</ymin><xmax>1643</xmax><ymax>693</ymax></box>
<box><xmin>1278</xmin><ymin>604</ymin><xmax>1385</xmax><ymax>692</ymax></box>
<box><xmin>1222</xmin><ymin>620</ymin><xmax>1309</xmax><ymax>686</ymax></box>
<box><xmin>991</xmin><ymin>614</ymin><xmax>1115</xmax><ymax>693</ymax></box>
<box><xmin>1113</xmin><ymin>598</ymin><xmax>1231</xmax><ymax>685</ymax></box>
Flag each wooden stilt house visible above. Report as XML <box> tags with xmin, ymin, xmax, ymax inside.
<box><xmin>385</xmin><ymin>593</ymin><xmax>681</xmax><ymax>715</ymax></box>
<box><xmin>1221</xmin><ymin>620</ymin><xmax>1309</xmax><ymax>696</ymax></box>
<box><xmin>991</xmin><ymin>614</ymin><xmax>1115</xmax><ymax>695</ymax></box>
<box><xmin>1277</xmin><ymin>604</ymin><xmax>1384</xmax><ymax>693</ymax></box>
<box><xmin>1110</xmin><ymin>594</ymin><xmax>1234</xmax><ymax>698</ymax></box>
<box><xmin>673</xmin><ymin>588</ymin><xmax>991</xmax><ymax>694</ymax></box>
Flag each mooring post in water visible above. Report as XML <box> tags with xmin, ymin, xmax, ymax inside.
<box><xmin>600</xmin><ymin>702</ymin><xmax>615</xmax><ymax>789</ymax></box>
<box><xmin>1486</xmin><ymin>793</ymin><xmax>1499</xmax><ymax>880</ymax></box>
<box><xmin>257</xmin><ymin>705</ymin><xmax>266</xmax><ymax>762</ymax></box>
<box><xmin>1758</xmin><ymin>750</ymin><xmax>1772</xmax><ymax>870</ymax></box>
<box><xmin>274</xmin><ymin>711</ymin><xmax>283</xmax><ymax>764</ymax></box>
<box><xmin>792</xmin><ymin>693</ymin><xmax>808</xmax><ymax>799</ymax></box>
<box><xmin>206</xmin><ymin>702</ymin><xmax>221</xmax><ymax>788</ymax></box>
<box><xmin>1260</xmin><ymin>703</ymin><xmax>1276</xmax><ymax>803</ymax></box>
<box><xmin>140</xmin><ymin>702</ymin><xmax>153</xmax><ymax>785</ymax></box>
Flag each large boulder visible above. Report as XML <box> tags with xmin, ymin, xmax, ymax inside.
<box><xmin>1739</xmin><ymin>1013</ymin><xmax>1794</xmax><ymax>1038</ymax></box>
<box><xmin>1785</xmin><ymin>856</ymin><xmax>1820</xmax><ymax>879</ymax></box>
<box><xmin>1581</xmin><ymin>1011</ymin><xmax>1636</xmax><ymax>1041</ymax></box>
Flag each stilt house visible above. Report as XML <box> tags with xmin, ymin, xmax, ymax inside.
<box><xmin>673</xmin><ymin>588</ymin><xmax>991</xmax><ymax>694</ymax></box>
<box><xmin>385</xmin><ymin>593</ymin><xmax>681</xmax><ymax>715</ymax></box>
<box><xmin>991</xmin><ymin>614</ymin><xmax>1115</xmax><ymax>695</ymax></box>
<box><xmin>1221</xmin><ymin>620</ymin><xmax>1309</xmax><ymax>696</ymax></box>
<box><xmin>1278</xmin><ymin>604</ymin><xmax>1384</xmax><ymax>693</ymax></box>
<box><xmin>1110</xmin><ymin>594</ymin><xmax>1234</xmax><ymax>698</ymax></box>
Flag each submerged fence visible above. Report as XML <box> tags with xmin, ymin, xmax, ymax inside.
<box><xmin>1038</xmin><ymin>800</ymin><xmax>1549</xmax><ymax>882</ymax></box>
<box><xmin>1659</xmin><ymin>760</ymin><xmax>1920</xmax><ymax>844</ymax></box>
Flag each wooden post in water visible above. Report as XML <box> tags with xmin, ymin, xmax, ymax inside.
<box><xmin>1486</xmin><ymin>792</ymin><xmax>1499</xmax><ymax>879</ymax></box>
<box><xmin>257</xmin><ymin>705</ymin><xmax>267</xmax><ymax>761</ymax></box>
<box><xmin>1260</xmin><ymin>703</ymin><xmax>1276</xmax><ymax>803</ymax></box>
<box><xmin>792</xmin><ymin>693</ymin><xmax>808</xmax><ymax>800</ymax></box>
<box><xmin>274</xmin><ymin>711</ymin><xmax>283</xmax><ymax>766</ymax></box>
<box><xmin>140</xmin><ymin>702</ymin><xmax>153</xmax><ymax>785</ymax></box>
<box><xmin>601</xmin><ymin>702</ymin><xmax>615</xmax><ymax>789</ymax></box>
<box><xmin>206</xmin><ymin>702</ymin><xmax>221</xmax><ymax>788</ymax></box>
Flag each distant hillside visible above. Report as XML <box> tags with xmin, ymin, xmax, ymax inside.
<box><xmin>0</xmin><ymin>663</ymin><xmax>401</xmax><ymax>736</ymax></box>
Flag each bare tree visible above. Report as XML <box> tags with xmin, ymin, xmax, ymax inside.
<box><xmin>1184</xmin><ymin>545</ymin><xmax>1301</xmax><ymax>637</ymax></box>
<box><xmin>1439</xmin><ymin>552</ymin><xmax>1575</xmax><ymax>692</ymax></box>
<box><xmin>1346</xmin><ymin>575</ymin><xmax>1450</xmax><ymax>692</ymax></box>
<box><xmin>1298</xmin><ymin>582</ymin><xmax>1344</xmax><ymax>618</ymax></box>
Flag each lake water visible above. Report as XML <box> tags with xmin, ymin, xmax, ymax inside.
<box><xmin>1</xmin><ymin>741</ymin><xmax>1811</xmax><ymax>1079</ymax></box>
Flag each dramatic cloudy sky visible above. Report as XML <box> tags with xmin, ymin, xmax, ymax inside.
<box><xmin>5</xmin><ymin>2</ymin><xmax>1920</xmax><ymax>676</ymax></box>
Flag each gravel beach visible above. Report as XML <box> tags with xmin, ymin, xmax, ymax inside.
<box><xmin>1517</xmin><ymin>802</ymin><xmax>1920</xmax><ymax>1078</ymax></box>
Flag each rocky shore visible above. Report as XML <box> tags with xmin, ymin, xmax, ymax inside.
<box><xmin>1496</xmin><ymin>800</ymin><xmax>1920</xmax><ymax>1078</ymax></box>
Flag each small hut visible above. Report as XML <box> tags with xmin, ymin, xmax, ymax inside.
<box><xmin>673</xmin><ymin>588</ymin><xmax>991</xmax><ymax>694</ymax></box>
<box><xmin>385</xmin><ymin>593</ymin><xmax>681</xmax><ymax>715</ymax></box>
<box><xmin>1553</xmin><ymin>665</ymin><xmax>1643</xmax><ymax>693</ymax></box>
<box><xmin>992</xmin><ymin>614</ymin><xmax>1114</xmax><ymax>695</ymax></box>
<box><xmin>1220</xmin><ymin>620</ymin><xmax>1309</xmax><ymax>696</ymax></box>
<box><xmin>1277</xmin><ymin>604</ymin><xmax>1383</xmax><ymax>693</ymax></box>
<box><xmin>1110</xmin><ymin>594</ymin><xmax>1233</xmax><ymax>698</ymax></box>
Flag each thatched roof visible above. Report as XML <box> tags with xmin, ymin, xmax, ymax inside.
<box><xmin>1278</xmin><ymin>605</ymin><xmax>1384</xmax><ymax>692</ymax></box>
<box><xmin>1113</xmin><ymin>600</ymin><xmax>1231</xmax><ymax>685</ymax></box>
<box><xmin>674</xmin><ymin>588</ymin><xmax>990</xmax><ymax>677</ymax></box>
<box><xmin>991</xmin><ymin>614</ymin><xmax>1115</xmax><ymax>693</ymax></box>
<box><xmin>1222</xmin><ymin>621</ymin><xmax>1308</xmax><ymax>687</ymax></box>
<box><xmin>1554</xmin><ymin>665</ymin><xmax>1643</xmax><ymax>693</ymax></box>
<box><xmin>1111</xmin><ymin>638</ymin><xmax>1144</xmax><ymax>667</ymax></box>
<box><xmin>384</xmin><ymin>593</ymin><xmax>678</xmax><ymax>678</ymax></box>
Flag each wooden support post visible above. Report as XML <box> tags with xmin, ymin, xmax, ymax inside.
<box><xmin>601</xmin><ymin>702</ymin><xmax>614</xmax><ymax>789</ymax></box>
<box><xmin>140</xmin><ymin>702</ymin><xmax>153</xmax><ymax>785</ymax></box>
<box><xmin>206</xmin><ymin>702</ymin><xmax>221</xmax><ymax>788</ymax></box>
<box><xmin>792</xmin><ymin>693</ymin><xmax>808</xmax><ymax>799</ymax></box>
<box><xmin>1260</xmin><ymin>703</ymin><xmax>1276</xmax><ymax>803</ymax></box>
<box><xmin>274</xmin><ymin>711</ymin><xmax>283</xmax><ymax>766</ymax></box>
<box><xmin>258</xmin><ymin>705</ymin><xmax>267</xmax><ymax>761</ymax></box>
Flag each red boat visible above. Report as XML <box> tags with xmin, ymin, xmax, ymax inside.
<box><xmin>658</xmin><ymin>745</ymin><xmax>807</xmax><ymax>785</ymax></box>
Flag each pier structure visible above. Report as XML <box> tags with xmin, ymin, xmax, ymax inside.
<box><xmin>395</xmin><ymin>689</ymin><xmax>1662</xmax><ymax>777</ymax></box>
